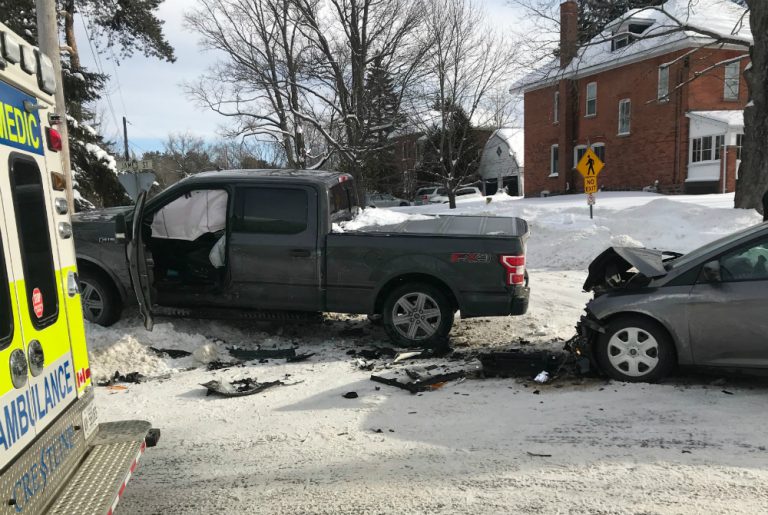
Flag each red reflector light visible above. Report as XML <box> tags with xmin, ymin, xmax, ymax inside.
<box><xmin>500</xmin><ymin>255</ymin><xmax>526</xmax><ymax>285</ymax></box>
<box><xmin>46</xmin><ymin>127</ymin><xmax>62</xmax><ymax>152</ymax></box>
<box><xmin>338</xmin><ymin>175</ymin><xmax>351</xmax><ymax>183</ymax></box>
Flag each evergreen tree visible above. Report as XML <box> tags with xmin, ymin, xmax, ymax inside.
<box><xmin>0</xmin><ymin>0</ymin><xmax>174</xmax><ymax>210</ymax></box>
<box><xmin>359</xmin><ymin>55</ymin><xmax>404</xmax><ymax>194</ymax></box>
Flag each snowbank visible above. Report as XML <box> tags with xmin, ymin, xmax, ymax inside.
<box><xmin>336</xmin><ymin>207</ymin><xmax>433</xmax><ymax>232</ymax></box>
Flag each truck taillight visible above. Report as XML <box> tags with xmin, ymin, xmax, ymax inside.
<box><xmin>46</xmin><ymin>127</ymin><xmax>62</xmax><ymax>152</ymax></box>
<box><xmin>500</xmin><ymin>255</ymin><xmax>525</xmax><ymax>285</ymax></box>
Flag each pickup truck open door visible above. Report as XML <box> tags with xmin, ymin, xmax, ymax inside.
<box><xmin>127</xmin><ymin>191</ymin><xmax>154</xmax><ymax>330</ymax></box>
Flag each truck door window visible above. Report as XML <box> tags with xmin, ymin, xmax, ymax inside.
<box><xmin>9</xmin><ymin>155</ymin><xmax>58</xmax><ymax>328</ymax></box>
<box><xmin>0</xmin><ymin>235</ymin><xmax>13</xmax><ymax>350</ymax></box>
<box><xmin>235</xmin><ymin>188</ymin><xmax>308</xmax><ymax>234</ymax></box>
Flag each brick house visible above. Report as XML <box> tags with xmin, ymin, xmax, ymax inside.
<box><xmin>516</xmin><ymin>0</ymin><xmax>752</xmax><ymax>196</ymax></box>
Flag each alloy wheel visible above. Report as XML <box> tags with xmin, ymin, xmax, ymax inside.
<box><xmin>390</xmin><ymin>292</ymin><xmax>442</xmax><ymax>341</ymax></box>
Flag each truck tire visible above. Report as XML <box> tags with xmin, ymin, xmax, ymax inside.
<box><xmin>595</xmin><ymin>315</ymin><xmax>676</xmax><ymax>383</ymax></box>
<box><xmin>382</xmin><ymin>283</ymin><xmax>453</xmax><ymax>348</ymax></box>
<box><xmin>79</xmin><ymin>268</ymin><xmax>122</xmax><ymax>326</ymax></box>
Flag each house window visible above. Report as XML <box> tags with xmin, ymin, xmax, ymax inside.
<box><xmin>691</xmin><ymin>136</ymin><xmax>716</xmax><ymax>163</ymax></box>
<box><xmin>553</xmin><ymin>90</ymin><xmax>559</xmax><ymax>124</ymax></box>
<box><xmin>593</xmin><ymin>143</ymin><xmax>606</xmax><ymax>163</ymax></box>
<box><xmin>736</xmin><ymin>133</ymin><xmax>743</xmax><ymax>160</ymax></box>
<box><xmin>724</xmin><ymin>62</ymin><xmax>740</xmax><ymax>101</ymax></box>
<box><xmin>574</xmin><ymin>144</ymin><xmax>606</xmax><ymax>168</ymax></box>
<box><xmin>612</xmin><ymin>34</ymin><xmax>631</xmax><ymax>51</ymax></box>
<box><xmin>550</xmin><ymin>145</ymin><xmax>559</xmax><ymax>177</ymax></box>
<box><xmin>618</xmin><ymin>99</ymin><xmax>631</xmax><ymax>135</ymax></box>
<box><xmin>585</xmin><ymin>82</ymin><xmax>597</xmax><ymax>117</ymax></box>
<box><xmin>574</xmin><ymin>145</ymin><xmax>587</xmax><ymax>167</ymax></box>
<box><xmin>658</xmin><ymin>66</ymin><xmax>669</xmax><ymax>101</ymax></box>
<box><xmin>714</xmin><ymin>135</ymin><xmax>725</xmax><ymax>161</ymax></box>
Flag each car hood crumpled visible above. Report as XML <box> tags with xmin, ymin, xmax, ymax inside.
<box><xmin>583</xmin><ymin>247</ymin><xmax>669</xmax><ymax>292</ymax></box>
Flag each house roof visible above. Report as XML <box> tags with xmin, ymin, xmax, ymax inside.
<box><xmin>486</xmin><ymin>127</ymin><xmax>525</xmax><ymax>165</ymax></box>
<box><xmin>687</xmin><ymin>110</ymin><xmax>744</xmax><ymax>128</ymax></box>
<box><xmin>514</xmin><ymin>0</ymin><xmax>752</xmax><ymax>93</ymax></box>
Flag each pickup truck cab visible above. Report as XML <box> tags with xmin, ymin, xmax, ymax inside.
<box><xmin>74</xmin><ymin>170</ymin><xmax>530</xmax><ymax>347</ymax></box>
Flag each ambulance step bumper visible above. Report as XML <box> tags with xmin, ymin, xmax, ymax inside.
<box><xmin>46</xmin><ymin>421</ymin><xmax>157</xmax><ymax>515</ymax></box>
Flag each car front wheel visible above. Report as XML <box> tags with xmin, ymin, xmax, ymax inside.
<box><xmin>382</xmin><ymin>283</ymin><xmax>453</xmax><ymax>348</ymax></box>
<box><xmin>79</xmin><ymin>268</ymin><xmax>122</xmax><ymax>326</ymax></box>
<box><xmin>595</xmin><ymin>315</ymin><xmax>675</xmax><ymax>383</ymax></box>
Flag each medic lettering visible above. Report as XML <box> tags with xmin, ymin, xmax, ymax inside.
<box><xmin>0</xmin><ymin>101</ymin><xmax>40</xmax><ymax>151</ymax></box>
<box><xmin>0</xmin><ymin>359</ymin><xmax>73</xmax><ymax>452</ymax></box>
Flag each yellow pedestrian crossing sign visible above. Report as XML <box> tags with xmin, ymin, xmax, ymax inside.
<box><xmin>577</xmin><ymin>148</ymin><xmax>604</xmax><ymax>178</ymax></box>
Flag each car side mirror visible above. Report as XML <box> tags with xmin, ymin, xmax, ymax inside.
<box><xmin>701</xmin><ymin>260</ymin><xmax>722</xmax><ymax>283</ymax></box>
<box><xmin>115</xmin><ymin>213</ymin><xmax>127</xmax><ymax>242</ymax></box>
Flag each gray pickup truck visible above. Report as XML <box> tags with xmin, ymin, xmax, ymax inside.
<box><xmin>73</xmin><ymin>169</ymin><xmax>530</xmax><ymax>347</ymax></box>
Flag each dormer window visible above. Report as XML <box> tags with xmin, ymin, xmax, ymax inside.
<box><xmin>611</xmin><ymin>20</ymin><xmax>653</xmax><ymax>51</ymax></box>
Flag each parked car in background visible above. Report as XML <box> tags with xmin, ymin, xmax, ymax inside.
<box><xmin>577</xmin><ymin>222</ymin><xmax>768</xmax><ymax>383</ymax></box>
<box><xmin>365</xmin><ymin>192</ymin><xmax>411</xmax><ymax>208</ymax></box>
<box><xmin>414</xmin><ymin>186</ymin><xmax>448</xmax><ymax>205</ymax></box>
<box><xmin>431</xmin><ymin>187</ymin><xmax>485</xmax><ymax>204</ymax></box>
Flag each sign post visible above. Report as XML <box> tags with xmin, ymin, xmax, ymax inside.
<box><xmin>576</xmin><ymin>147</ymin><xmax>604</xmax><ymax>219</ymax></box>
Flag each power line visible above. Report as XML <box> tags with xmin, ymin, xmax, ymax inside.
<box><xmin>78</xmin><ymin>13</ymin><xmax>121</xmax><ymax>135</ymax></box>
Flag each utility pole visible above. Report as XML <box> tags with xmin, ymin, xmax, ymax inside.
<box><xmin>123</xmin><ymin>116</ymin><xmax>129</xmax><ymax>161</ymax></box>
<box><xmin>36</xmin><ymin>0</ymin><xmax>75</xmax><ymax>213</ymax></box>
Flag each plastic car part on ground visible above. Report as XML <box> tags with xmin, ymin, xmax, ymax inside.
<box><xmin>371</xmin><ymin>362</ymin><xmax>481</xmax><ymax>394</ymax></box>
<box><xmin>201</xmin><ymin>378</ymin><xmax>285</xmax><ymax>398</ymax></box>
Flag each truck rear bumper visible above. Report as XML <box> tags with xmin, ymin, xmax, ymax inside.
<box><xmin>460</xmin><ymin>285</ymin><xmax>530</xmax><ymax>318</ymax></box>
<box><xmin>0</xmin><ymin>388</ymin><xmax>157</xmax><ymax>515</ymax></box>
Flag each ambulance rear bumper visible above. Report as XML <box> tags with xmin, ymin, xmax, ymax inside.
<box><xmin>0</xmin><ymin>388</ymin><xmax>157</xmax><ymax>515</ymax></box>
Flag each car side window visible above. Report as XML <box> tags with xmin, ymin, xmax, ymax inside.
<box><xmin>235</xmin><ymin>188</ymin><xmax>308</xmax><ymax>235</ymax></box>
<box><xmin>719</xmin><ymin>237</ymin><xmax>768</xmax><ymax>282</ymax></box>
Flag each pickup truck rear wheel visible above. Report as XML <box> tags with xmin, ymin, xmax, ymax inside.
<box><xmin>79</xmin><ymin>268</ymin><xmax>122</xmax><ymax>326</ymax></box>
<box><xmin>382</xmin><ymin>283</ymin><xmax>453</xmax><ymax>348</ymax></box>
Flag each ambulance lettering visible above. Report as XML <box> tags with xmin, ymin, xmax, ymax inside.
<box><xmin>0</xmin><ymin>357</ymin><xmax>73</xmax><ymax>452</ymax></box>
<box><xmin>0</xmin><ymin>80</ymin><xmax>43</xmax><ymax>155</ymax></box>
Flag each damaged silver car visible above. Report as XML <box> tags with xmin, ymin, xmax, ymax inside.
<box><xmin>577</xmin><ymin>222</ymin><xmax>768</xmax><ymax>382</ymax></box>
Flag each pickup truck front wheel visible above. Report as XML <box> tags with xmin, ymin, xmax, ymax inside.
<box><xmin>79</xmin><ymin>268</ymin><xmax>122</xmax><ymax>327</ymax></box>
<box><xmin>382</xmin><ymin>283</ymin><xmax>453</xmax><ymax>348</ymax></box>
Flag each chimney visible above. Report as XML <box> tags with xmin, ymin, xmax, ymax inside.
<box><xmin>560</xmin><ymin>0</ymin><xmax>579</xmax><ymax>68</ymax></box>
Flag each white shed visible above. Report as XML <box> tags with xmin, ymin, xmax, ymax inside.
<box><xmin>477</xmin><ymin>128</ymin><xmax>524</xmax><ymax>195</ymax></box>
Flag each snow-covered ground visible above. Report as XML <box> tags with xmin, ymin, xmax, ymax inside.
<box><xmin>92</xmin><ymin>191</ymin><xmax>768</xmax><ymax>514</ymax></box>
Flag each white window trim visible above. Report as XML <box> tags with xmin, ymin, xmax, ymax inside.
<box><xmin>553</xmin><ymin>90</ymin><xmax>559</xmax><ymax>124</ymax></box>
<box><xmin>549</xmin><ymin>144</ymin><xmax>559</xmax><ymax>177</ymax></box>
<box><xmin>585</xmin><ymin>82</ymin><xmax>597</xmax><ymax>117</ymax></box>
<box><xmin>689</xmin><ymin>134</ymin><xmax>723</xmax><ymax>164</ymax></box>
<box><xmin>592</xmin><ymin>143</ymin><xmax>605</xmax><ymax>162</ymax></box>
<box><xmin>724</xmin><ymin>62</ymin><xmax>740</xmax><ymax>101</ymax></box>
<box><xmin>657</xmin><ymin>65</ymin><xmax>670</xmax><ymax>102</ymax></box>
<box><xmin>618</xmin><ymin>99</ymin><xmax>631</xmax><ymax>135</ymax></box>
<box><xmin>573</xmin><ymin>145</ymin><xmax>587</xmax><ymax>168</ymax></box>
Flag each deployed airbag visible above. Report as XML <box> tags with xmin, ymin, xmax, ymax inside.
<box><xmin>151</xmin><ymin>190</ymin><xmax>228</xmax><ymax>240</ymax></box>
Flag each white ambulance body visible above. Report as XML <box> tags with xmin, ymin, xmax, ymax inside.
<box><xmin>0</xmin><ymin>23</ymin><xmax>156</xmax><ymax>514</ymax></box>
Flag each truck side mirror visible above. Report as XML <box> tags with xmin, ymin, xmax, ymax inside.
<box><xmin>701</xmin><ymin>260</ymin><xmax>722</xmax><ymax>283</ymax></box>
<box><xmin>115</xmin><ymin>213</ymin><xmax>127</xmax><ymax>242</ymax></box>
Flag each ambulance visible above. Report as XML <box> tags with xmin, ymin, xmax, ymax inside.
<box><xmin>0</xmin><ymin>23</ymin><xmax>157</xmax><ymax>514</ymax></box>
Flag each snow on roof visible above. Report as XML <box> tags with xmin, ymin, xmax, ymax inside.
<box><xmin>487</xmin><ymin>127</ymin><xmax>525</xmax><ymax>165</ymax></box>
<box><xmin>687</xmin><ymin>109</ymin><xmax>744</xmax><ymax>127</ymax></box>
<box><xmin>516</xmin><ymin>0</ymin><xmax>751</xmax><ymax>93</ymax></box>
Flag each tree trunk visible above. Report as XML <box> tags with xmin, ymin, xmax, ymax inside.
<box><xmin>735</xmin><ymin>2</ymin><xmax>768</xmax><ymax>212</ymax></box>
<box><xmin>63</xmin><ymin>0</ymin><xmax>81</xmax><ymax>70</ymax></box>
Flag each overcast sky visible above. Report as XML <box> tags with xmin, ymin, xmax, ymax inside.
<box><xmin>76</xmin><ymin>0</ymin><xmax>527</xmax><ymax>157</ymax></box>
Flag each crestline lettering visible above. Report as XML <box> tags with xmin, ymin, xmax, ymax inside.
<box><xmin>0</xmin><ymin>360</ymin><xmax>73</xmax><ymax>451</ymax></box>
<box><xmin>10</xmin><ymin>425</ymin><xmax>76</xmax><ymax>512</ymax></box>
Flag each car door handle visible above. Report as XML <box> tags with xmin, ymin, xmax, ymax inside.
<box><xmin>290</xmin><ymin>249</ymin><xmax>311</xmax><ymax>258</ymax></box>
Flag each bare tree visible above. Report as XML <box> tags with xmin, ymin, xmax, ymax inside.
<box><xmin>186</xmin><ymin>0</ymin><xmax>315</xmax><ymax>168</ymax></box>
<box><xmin>410</xmin><ymin>0</ymin><xmax>520</xmax><ymax>208</ymax></box>
<box><xmin>289</xmin><ymin>0</ymin><xmax>429</xmax><ymax>186</ymax></box>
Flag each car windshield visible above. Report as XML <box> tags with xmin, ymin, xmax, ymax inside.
<box><xmin>667</xmin><ymin>223</ymin><xmax>768</xmax><ymax>270</ymax></box>
<box><xmin>417</xmin><ymin>188</ymin><xmax>435</xmax><ymax>196</ymax></box>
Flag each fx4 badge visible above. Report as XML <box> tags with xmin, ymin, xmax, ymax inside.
<box><xmin>451</xmin><ymin>253</ymin><xmax>491</xmax><ymax>263</ymax></box>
